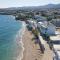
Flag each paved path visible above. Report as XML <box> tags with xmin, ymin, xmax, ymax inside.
<box><xmin>39</xmin><ymin>34</ymin><xmax>53</xmax><ymax>60</ymax></box>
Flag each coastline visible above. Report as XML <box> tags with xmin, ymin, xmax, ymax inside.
<box><xmin>17</xmin><ymin>21</ymin><xmax>53</xmax><ymax>60</ymax></box>
<box><xmin>19</xmin><ymin>21</ymin><xmax>26</xmax><ymax>60</ymax></box>
<box><xmin>15</xmin><ymin>21</ymin><xmax>26</xmax><ymax>60</ymax></box>
<box><xmin>16</xmin><ymin>21</ymin><xmax>53</xmax><ymax>60</ymax></box>
<box><xmin>22</xmin><ymin>27</ymin><xmax>42</xmax><ymax>60</ymax></box>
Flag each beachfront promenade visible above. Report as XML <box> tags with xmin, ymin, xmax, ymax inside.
<box><xmin>22</xmin><ymin>27</ymin><xmax>53</xmax><ymax>60</ymax></box>
<box><xmin>38</xmin><ymin>34</ymin><xmax>53</xmax><ymax>60</ymax></box>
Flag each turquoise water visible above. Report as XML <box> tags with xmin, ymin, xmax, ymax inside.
<box><xmin>0</xmin><ymin>15</ymin><xmax>23</xmax><ymax>60</ymax></box>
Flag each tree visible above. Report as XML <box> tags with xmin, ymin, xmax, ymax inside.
<box><xmin>32</xmin><ymin>29</ymin><xmax>39</xmax><ymax>39</ymax></box>
<box><xmin>47</xmin><ymin>17</ymin><xmax>52</xmax><ymax>21</ymax></box>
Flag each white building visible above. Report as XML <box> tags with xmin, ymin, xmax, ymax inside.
<box><xmin>50</xmin><ymin>35</ymin><xmax>60</xmax><ymax>60</ymax></box>
<box><xmin>37</xmin><ymin>22</ymin><xmax>56</xmax><ymax>36</ymax></box>
<box><xmin>27</xmin><ymin>20</ymin><xmax>37</xmax><ymax>30</ymax></box>
<box><xmin>49</xmin><ymin>35</ymin><xmax>60</xmax><ymax>45</ymax></box>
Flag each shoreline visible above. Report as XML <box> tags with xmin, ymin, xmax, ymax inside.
<box><xmin>19</xmin><ymin>22</ymin><xmax>26</xmax><ymax>60</ymax></box>
<box><xmin>15</xmin><ymin>21</ymin><xmax>26</xmax><ymax>60</ymax></box>
<box><xmin>18</xmin><ymin>21</ymin><xmax>53</xmax><ymax>60</ymax></box>
<box><xmin>22</xmin><ymin>27</ymin><xmax>42</xmax><ymax>60</ymax></box>
<box><xmin>16</xmin><ymin>21</ymin><xmax>53</xmax><ymax>60</ymax></box>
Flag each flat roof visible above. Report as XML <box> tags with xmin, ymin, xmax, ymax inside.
<box><xmin>38</xmin><ymin>22</ymin><xmax>48</xmax><ymax>28</ymax></box>
<box><xmin>38</xmin><ymin>22</ymin><xmax>55</xmax><ymax>28</ymax></box>
<box><xmin>57</xmin><ymin>51</ymin><xmax>60</xmax><ymax>56</ymax></box>
<box><xmin>53</xmin><ymin>45</ymin><xmax>60</xmax><ymax>50</ymax></box>
<box><xmin>55</xmin><ymin>31</ymin><xmax>60</xmax><ymax>35</ymax></box>
<box><xmin>50</xmin><ymin>35</ymin><xmax>60</xmax><ymax>41</ymax></box>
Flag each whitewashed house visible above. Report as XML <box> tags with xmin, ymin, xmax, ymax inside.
<box><xmin>37</xmin><ymin>22</ymin><xmax>56</xmax><ymax>36</ymax></box>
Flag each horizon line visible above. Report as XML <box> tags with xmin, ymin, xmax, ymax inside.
<box><xmin>0</xmin><ymin>3</ymin><xmax>60</xmax><ymax>9</ymax></box>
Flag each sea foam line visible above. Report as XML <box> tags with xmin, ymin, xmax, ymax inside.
<box><xmin>15</xmin><ymin>21</ymin><xmax>26</xmax><ymax>60</ymax></box>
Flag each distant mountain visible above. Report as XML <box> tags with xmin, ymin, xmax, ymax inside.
<box><xmin>40</xmin><ymin>4</ymin><xmax>60</xmax><ymax>9</ymax></box>
<box><xmin>0</xmin><ymin>4</ymin><xmax>60</xmax><ymax>11</ymax></box>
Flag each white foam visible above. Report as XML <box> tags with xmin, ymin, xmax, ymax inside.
<box><xmin>15</xmin><ymin>21</ymin><xmax>26</xmax><ymax>60</ymax></box>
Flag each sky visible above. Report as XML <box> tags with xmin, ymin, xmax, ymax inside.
<box><xmin>0</xmin><ymin>0</ymin><xmax>60</xmax><ymax>8</ymax></box>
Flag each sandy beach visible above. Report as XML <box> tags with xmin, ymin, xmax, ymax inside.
<box><xmin>22</xmin><ymin>28</ymin><xmax>43</xmax><ymax>60</ymax></box>
<box><xmin>22</xmin><ymin>27</ymin><xmax>53</xmax><ymax>60</ymax></box>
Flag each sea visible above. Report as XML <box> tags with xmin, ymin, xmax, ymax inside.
<box><xmin>0</xmin><ymin>15</ymin><xmax>25</xmax><ymax>60</ymax></box>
